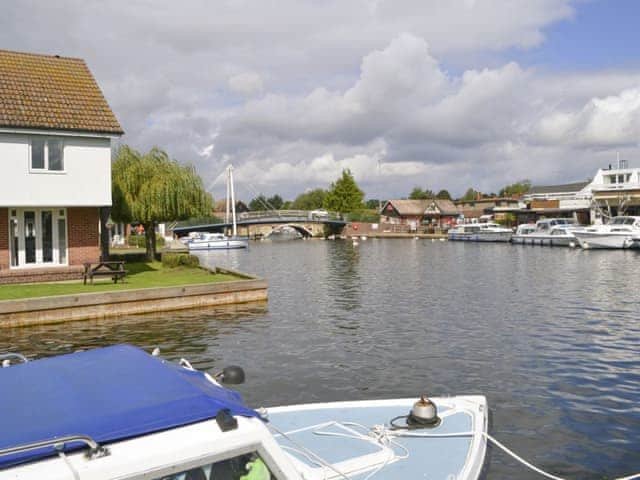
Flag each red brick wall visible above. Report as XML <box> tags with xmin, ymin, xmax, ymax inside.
<box><xmin>0</xmin><ymin>208</ymin><xmax>8</xmax><ymax>271</ymax></box>
<box><xmin>68</xmin><ymin>207</ymin><xmax>100</xmax><ymax>265</ymax></box>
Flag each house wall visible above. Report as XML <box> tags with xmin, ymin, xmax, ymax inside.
<box><xmin>0</xmin><ymin>208</ymin><xmax>8</xmax><ymax>270</ymax></box>
<box><xmin>68</xmin><ymin>207</ymin><xmax>101</xmax><ymax>265</ymax></box>
<box><xmin>0</xmin><ymin>132</ymin><xmax>112</xmax><ymax>207</ymax></box>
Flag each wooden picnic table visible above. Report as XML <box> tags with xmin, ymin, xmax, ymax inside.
<box><xmin>83</xmin><ymin>261</ymin><xmax>127</xmax><ymax>285</ymax></box>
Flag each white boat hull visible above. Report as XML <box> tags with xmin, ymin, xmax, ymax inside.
<box><xmin>448</xmin><ymin>232</ymin><xmax>512</xmax><ymax>242</ymax></box>
<box><xmin>572</xmin><ymin>231</ymin><xmax>640</xmax><ymax>249</ymax></box>
<box><xmin>511</xmin><ymin>234</ymin><xmax>574</xmax><ymax>247</ymax></box>
<box><xmin>188</xmin><ymin>238</ymin><xmax>248</xmax><ymax>250</ymax></box>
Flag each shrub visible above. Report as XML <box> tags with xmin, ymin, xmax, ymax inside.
<box><xmin>347</xmin><ymin>209</ymin><xmax>379</xmax><ymax>223</ymax></box>
<box><xmin>127</xmin><ymin>234</ymin><xmax>165</xmax><ymax>249</ymax></box>
<box><xmin>162</xmin><ymin>253</ymin><xmax>200</xmax><ymax>268</ymax></box>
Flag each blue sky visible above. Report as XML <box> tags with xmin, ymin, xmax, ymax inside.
<box><xmin>517</xmin><ymin>0</ymin><xmax>640</xmax><ymax>71</ymax></box>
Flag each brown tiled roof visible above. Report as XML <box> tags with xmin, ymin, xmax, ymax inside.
<box><xmin>383</xmin><ymin>199</ymin><xmax>429</xmax><ymax>216</ymax></box>
<box><xmin>0</xmin><ymin>49</ymin><xmax>123</xmax><ymax>135</ymax></box>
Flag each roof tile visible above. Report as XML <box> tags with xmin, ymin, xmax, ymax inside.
<box><xmin>0</xmin><ymin>49</ymin><xmax>123</xmax><ymax>135</ymax></box>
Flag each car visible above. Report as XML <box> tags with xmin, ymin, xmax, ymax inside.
<box><xmin>309</xmin><ymin>209</ymin><xmax>329</xmax><ymax>218</ymax></box>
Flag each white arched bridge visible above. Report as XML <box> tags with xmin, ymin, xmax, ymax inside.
<box><xmin>173</xmin><ymin>210</ymin><xmax>347</xmax><ymax>238</ymax></box>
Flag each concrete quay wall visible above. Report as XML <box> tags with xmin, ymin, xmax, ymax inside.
<box><xmin>0</xmin><ymin>271</ymin><xmax>267</xmax><ymax>328</ymax></box>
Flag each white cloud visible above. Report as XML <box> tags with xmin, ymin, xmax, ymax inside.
<box><xmin>535</xmin><ymin>87</ymin><xmax>640</xmax><ymax>148</ymax></box>
<box><xmin>3</xmin><ymin>0</ymin><xmax>640</xmax><ymax>200</ymax></box>
<box><xmin>198</xmin><ymin>144</ymin><xmax>214</xmax><ymax>158</ymax></box>
<box><xmin>228</xmin><ymin>72</ymin><xmax>264</xmax><ymax>96</ymax></box>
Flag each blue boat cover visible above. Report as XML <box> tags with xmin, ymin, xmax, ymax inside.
<box><xmin>0</xmin><ymin>344</ymin><xmax>258</xmax><ymax>469</ymax></box>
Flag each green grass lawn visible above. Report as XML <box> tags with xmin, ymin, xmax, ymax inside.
<box><xmin>0</xmin><ymin>262</ymin><xmax>241</xmax><ymax>301</ymax></box>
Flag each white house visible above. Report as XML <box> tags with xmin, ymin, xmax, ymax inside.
<box><xmin>587</xmin><ymin>160</ymin><xmax>640</xmax><ymax>222</ymax></box>
<box><xmin>0</xmin><ymin>49</ymin><xmax>123</xmax><ymax>283</ymax></box>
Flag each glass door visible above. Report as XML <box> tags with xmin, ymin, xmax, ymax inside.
<box><xmin>41</xmin><ymin>211</ymin><xmax>53</xmax><ymax>263</ymax></box>
<box><xmin>24</xmin><ymin>211</ymin><xmax>36</xmax><ymax>264</ymax></box>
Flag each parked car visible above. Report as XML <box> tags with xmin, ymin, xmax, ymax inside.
<box><xmin>309</xmin><ymin>209</ymin><xmax>329</xmax><ymax>218</ymax></box>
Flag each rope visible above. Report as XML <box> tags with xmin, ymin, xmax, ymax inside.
<box><xmin>272</xmin><ymin>418</ymin><xmax>640</xmax><ymax>480</ymax></box>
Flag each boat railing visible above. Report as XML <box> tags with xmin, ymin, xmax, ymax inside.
<box><xmin>238</xmin><ymin>210</ymin><xmax>342</xmax><ymax>221</ymax></box>
<box><xmin>0</xmin><ymin>434</ymin><xmax>109</xmax><ymax>460</ymax></box>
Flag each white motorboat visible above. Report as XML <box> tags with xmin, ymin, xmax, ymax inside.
<box><xmin>0</xmin><ymin>345</ymin><xmax>489</xmax><ymax>480</ymax></box>
<box><xmin>572</xmin><ymin>216</ymin><xmax>640</xmax><ymax>249</ymax></box>
<box><xmin>512</xmin><ymin>218</ymin><xmax>579</xmax><ymax>247</ymax></box>
<box><xmin>187</xmin><ymin>232</ymin><xmax>249</xmax><ymax>250</ymax></box>
<box><xmin>448</xmin><ymin>223</ymin><xmax>512</xmax><ymax>242</ymax></box>
<box><xmin>187</xmin><ymin>165</ymin><xmax>248</xmax><ymax>251</ymax></box>
<box><xmin>511</xmin><ymin>223</ymin><xmax>536</xmax><ymax>244</ymax></box>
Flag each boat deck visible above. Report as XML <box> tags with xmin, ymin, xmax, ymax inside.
<box><xmin>268</xmin><ymin>397</ymin><xmax>486</xmax><ymax>479</ymax></box>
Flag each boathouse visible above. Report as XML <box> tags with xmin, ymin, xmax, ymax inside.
<box><xmin>422</xmin><ymin>199</ymin><xmax>459</xmax><ymax>231</ymax></box>
<box><xmin>0</xmin><ymin>49</ymin><xmax>123</xmax><ymax>284</ymax></box>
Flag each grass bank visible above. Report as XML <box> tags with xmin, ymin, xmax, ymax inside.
<box><xmin>0</xmin><ymin>262</ymin><xmax>239</xmax><ymax>301</ymax></box>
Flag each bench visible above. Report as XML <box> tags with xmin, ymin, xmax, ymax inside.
<box><xmin>83</xmin><ymin>261</ymin><xmax>127</xmax><ymax>285</ymax></box>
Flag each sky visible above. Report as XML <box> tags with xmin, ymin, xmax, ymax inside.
<box><xmin>2</xmin><ymin>0</ymin><xmax>640</xmax><ymax>201</ymax></box>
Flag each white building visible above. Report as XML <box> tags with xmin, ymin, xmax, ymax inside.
<box><xmin>0</xmin><ymin>49</ymin><xmax>123</xmax><ymax>283</ymax></box>
<box><xmin>587</xmin><ymin>160</ymin><xmax>640</xmax><ymax>222</ymax></box>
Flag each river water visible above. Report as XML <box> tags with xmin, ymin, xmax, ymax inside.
<box><xmin>2</xmin><ymin>239</ymin><xmax>640</xmax><ymax>479</ymax></box>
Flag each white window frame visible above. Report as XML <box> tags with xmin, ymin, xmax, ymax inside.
<box><xmin>8</xmin><ymin>207</ymin><xmax>69</xmax><ymax>269</ymax></box>
<box><xmin>29</xmin><ymin>136</ymin><xmax>66</xmax><ymax>174</ymax></box>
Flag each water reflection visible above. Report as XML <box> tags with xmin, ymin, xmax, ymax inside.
<box><xmin>3</xmin><ymin>240</ymin><xmax>640</xmax><ymax>479</ymax></box>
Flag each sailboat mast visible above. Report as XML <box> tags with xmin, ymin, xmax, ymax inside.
<box><xmin>225</xmin><ymin>166</ymin><xmax>231</xmax><ymax>227</ymax></box>
<box><xmin>229</xmin><ymin>165</ymin><xmax>238</xmax><ymax>237</ymax></box>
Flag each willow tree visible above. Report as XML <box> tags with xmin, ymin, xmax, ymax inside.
<box><xmin>112</xmin><ymin>146</ymin><xmax>213</xmax><ymax>260</ymax></box>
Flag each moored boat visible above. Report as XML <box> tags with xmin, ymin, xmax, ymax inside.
<box><xmin>0</xmin><ymin>345</ymin><xmax>489</xmax><ymax>480</ymax></box>
<box><xmin>572</xmin><ymin>216</ymin><xmax>640</xmax><ymax>249</ymax></box>
<box><xmin>448</xmin><ymin>223</ymin><xmax>512</xmax><ymax>242</ymax></box>
<box><xmin>187</xmin><ymin>232</ymin><xmax>249</xmax><ymax>250</ymax></box>
<box><xmin>512</xmin><ymin>218</ymin><xmax>579</xmax><ymax>247</ymax></box>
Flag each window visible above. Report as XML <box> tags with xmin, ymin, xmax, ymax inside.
<box><xmin>156</xmin><ymin>452</ymin><xmax>276</xmax><ymax>480</ymax></box>
<box><xmin>30</xmin><ymin>137</ymin><xmax>64</xmax><ymax>171</ymax></box>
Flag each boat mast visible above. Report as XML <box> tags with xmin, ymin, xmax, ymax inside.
<box><xmin>228</xmin><ymin>165</ymin><xmax>238</xmax><ymax>237</ymax></box>
<box><xmin>225</xmin><ymin>167</ymin><xmax>231</xmax><ymax>228</ymax></box>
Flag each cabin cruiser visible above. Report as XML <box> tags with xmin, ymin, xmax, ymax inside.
<box><xmin>511</xmin><ymin>223</ymin><xmax>536</xmax><ymax>243</ymax></box>
<box><xmin>448</xmin><ymin>223</ymin><xmax>512</xmax><ymax>242</ymax></box>
<box><xmin>187</xmin><ymin>231</ymin><xmax>249</xmax><ymax>250</ymax></box>
<box><xmin>572</xmin><ymin>216</ymin><xmax>640</xmax><ymax>249</ymax></box>
<box><xmin>186</xmin><ymin>164</ymin><xmax>249</xmax><ymax>251</ymax></box>
<box><xmin>512</xmin><ymin>218</ymin><xmax>579</xmax><ymax>247</ymax></box>
<box><xmin>0</xmin><ymin>345</ymin><xmax>489</xmax><ymax>480</ymax></box>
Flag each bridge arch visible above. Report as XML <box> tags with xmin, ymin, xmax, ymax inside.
<box><xmin>269</xmin><ymin>224</ymin><xmax>313</xmax><ymax>238</ymax></box>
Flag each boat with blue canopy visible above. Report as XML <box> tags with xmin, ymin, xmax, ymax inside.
<box><xmin>0</xmin><ymin>345</ymin><xmax>492</xmax><ymax>479</ymax></box>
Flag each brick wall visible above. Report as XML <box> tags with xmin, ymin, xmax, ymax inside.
<box><xmin>0</xmin><ymin>208</ymin><xmax>8</xmax><ymax>270</ymax></box>
<box><xmin>68</xmin><ymin>207</ymin><xmax>100</xmax><ymax>265</ymax></box>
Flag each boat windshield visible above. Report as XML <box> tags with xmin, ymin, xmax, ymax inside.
<box><xmin>157</xmin><ymin>452</ymin><xmax>275</xmax><ymax>480</ymax></box>
<box><xmin>610</xmin><ymin>217</ymin><xmax>636</xmax><ymax>225</ymax></box>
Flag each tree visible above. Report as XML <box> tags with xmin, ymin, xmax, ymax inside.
<box><xmin>249</xmin><ymin>195</ymin><xmax>269</xmax><ymax>211</ymax></box>
<box><xmin>365</xmin><ymin>199</ymin><xmax>381</xmax><ymax>210</ymax></box>
<box><xmin>499</xmin><ymin>180</ymin><xmax>531</xmax><ymax>197</ymax></box>
<box><xmin>323</xmin><ymin>169</ymin><xmax>364</xmax><ymax>213</ymax></box>
<box><xmin>112</xmin><ymin>145</ymin><xmax>212</xmax><ymax>261</ymax></box>
<box><xmin>409</xmin><ymin>187</ymin><xmax>434</xmax><ymax>200</ymax></box>
<box><xmin>291</xmin><ymin>189</ymin><xmax>327</xmax><ymax>210</ymax></box>
<box><xmin>436</xmin><ymin>189</ymin><xmax>452</xmax><ymax>200</ymax></box>
<box><xmin>249</xmin><ymin>194</ymin><xmax>284</xmax><ymax>211</ymax></box>
<box><xmin>461</xmin><ymin>188</ymin><xmax>480</xmax><ymax>201</ymax></box>
<box><xmin>268</xmin><ymin>194</ymin><xmax>284</xmax><ymax>210</ymax></box>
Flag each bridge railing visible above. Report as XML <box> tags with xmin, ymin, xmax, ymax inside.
<box><xmin>238</xmin><ymin>210</ymin><xmax>343</xmax><ymax>221</ymax></box>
